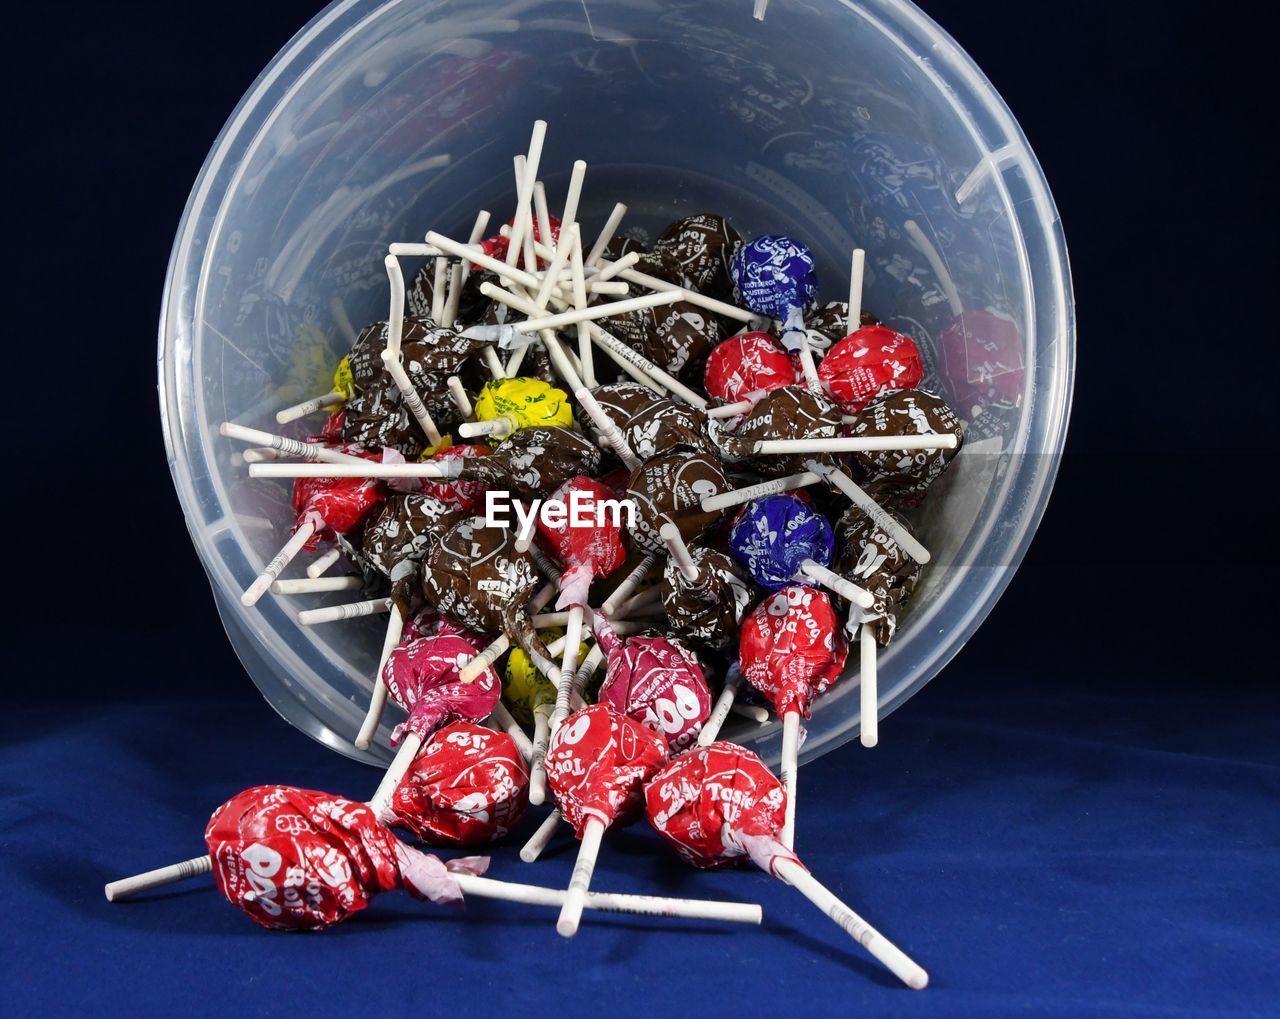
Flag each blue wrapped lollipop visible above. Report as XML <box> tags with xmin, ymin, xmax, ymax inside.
<box><xmin>731</xmin><ymin>235</ymin><xmax>820</xmax><ymax>354</ymax></box>
<box><xmin>728</xmin><ymin>494</ymin><xmax>876</xmax><ymax>612</ymax></box>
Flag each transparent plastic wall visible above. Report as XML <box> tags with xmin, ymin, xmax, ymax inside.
<box><xmin>161</xmin><ymin>0</ymin><xmax>1073</xmax><ymax>764</ymax></box>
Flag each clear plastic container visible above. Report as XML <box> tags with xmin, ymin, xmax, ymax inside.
<box><xmin>159</xmin><ymin>0</ymin><xmax>1074</xmax><ymax>767</ymax></box>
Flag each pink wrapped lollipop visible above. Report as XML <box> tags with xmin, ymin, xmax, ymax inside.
<box><xmin>592</xmin><ymin>611</ymin><xmax>711</xmax><ymax>753</ymax></box>
<box><xmin>739</xmin><ymin>585</ymin><xmax>848</xmax><ymax>849</ymax></box>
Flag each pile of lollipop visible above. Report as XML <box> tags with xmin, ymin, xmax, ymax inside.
<box><xmin>111</xmin><ymin>123</ymin><xmax>970</xmax><ymax>989</ymax></box>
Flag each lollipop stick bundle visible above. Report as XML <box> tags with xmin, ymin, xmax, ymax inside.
<box><xmin>117</xmin><ymin>122</ymin><xmax>981</xmax><ymax>983</ymax></box>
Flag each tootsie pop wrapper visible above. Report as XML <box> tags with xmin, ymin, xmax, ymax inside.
<box><xmin>703</xmin><ymin>331</ymin><xmax>799</xmax><ymax>405</ymax></box>
<box><xmin>768</xmin><ymin>301</ymin><xmax>880</xmax><ymax>355</ymax></box>
<box><xmin>644</xmin><ymin>741</ymin><xmax>795</xmax><ymax>875</ymax></box>
<box><xmin>457</xmin><ymin>426</ymin><xmax>602</xmax><ymax>500</ymax></box>
<box><xmin>591</xmin><ymin>381</ymin><xmax>666</xmax><ymax>424</ymax></box>
<box><xmin>473</xmin><ymin>377</ymin><xmax>573</xmax><ymax>442</ymax></box>
<box><xmin>545</xmin><ymin>703</ymin><xmax>668</xmax><ymax>836</ymax></box>
<box><xmin>595</xmin><ymin>617</ymin><xmax>711</xmax><ymax>752</ymax></box>
<box><xmin>660</xmin><ymin>546</ymin><xmax>755</xmax><ymax>650</ymax></box>
<box><xmin>417</xmin><ymin>443</ymin><xmax>491</xmax><ymax>509</ymax></box>
<box><xmin>817</xmin><ymin>325</ymin><xmax>925</xmax><ymax>415</ymax></box>
<box><xmin>422</xmin><ymin>518</ymin><xmax>541</xmax><ymax>642</ymax></box>
<box><xmin>709</xmin><ymin>385</ymin><xmax>843</xmax><ymax>477</ymax></box>
<box><xmin>836</xmin><ymin>506</ymin><xmax>922</xmax><ymax>646</ymax></box>
<box><xmin>625</xmin><ymin>449</ymin><xmax>731</xmax><ymax>554</ymax></box>
<box><xmin>388</xmin><ymin>721</ymin><xmax>530</xmax><ymax>847</ymax></box>
<box><xmin>645</xmin><ymin>213</ymin><xmax>743</xmax><ymax>304</ymax></box>
<box><xmin>848</xmin><ymin>389</ymin><xmax>964</xmax><ymax>501</ymax></box>
<box><xmin>205</xmin><ymin>785</ymin><xmax>487</xmax><ymax>931</ymax></box>
<box><xmin>361</xmin><ymin>493</ymin><xmax>465</xmax><ymax>578</ymax></box>
<box><xmin>727</xmin><ymin>493</ymin><xmax>836</xmax><ymax>590</ymax></box>
<box><xmin>739</xmin><ymin>585</ymin><xmax>848</xmax><ymax>718</ymax></box>
<box><xmin>381</xmin><ymin>621</ymin><xmax>501</xmax><ymax>744</ymax></box>
<box><xmin>290</xmin><ymin>459</ymin><xmax>385</xmax><ymax>551</ymax></box>
<box><xmin>609</xmin><ymin>398</ymin><xmax>711</xmax><ymax>461</ymax></box>
<box><xmin>606</xmin><ymin>290</ymin><xmax>724</xmax><ymax>385</ymax></box>
<box><xmin>730</xmin><ymin>235</ymin><xmax>820</xmax><ymax>350</ymax></box>
<box><xmin>937</xmin><ymin>308</ymin><xmax>1025</xmax><ymax>418</ymax></box>
<box><xmin>538</xmin><ymin>475</ymin><xmax>628</xmax><ymax>609</ymax></box>
<box><xmin>407</xmin><ymin>260</ymin><xmax>493</xmax><ymax>328</ymax></box>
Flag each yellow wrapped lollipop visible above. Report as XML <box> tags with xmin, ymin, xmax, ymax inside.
<box><xmin>461</xmin><ymin>377</ymin><xmax>573</xmax><ymax>445</ymax></box>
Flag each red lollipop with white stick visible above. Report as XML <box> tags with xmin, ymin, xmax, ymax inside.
<box><xmin>646</xmin><ymin>743</ymin><xmax>928</xmax><ymax>989</ymax></box>
<box><xmin>385</xmin><ymin>721</ymin><xmax>529</xmax><ymax>846</ymax></box>
<box><xmin>594</xmin><ymin>612</ymin><xmax>711</xmax><ymax>753</ymax></box>
<box><xmin>816</xmin><ymin>325</ymin><xmax>924</xmax><ymax>415</ymax></box>
<box><xmin>205</xmin><ymin>785</ymin><xmax>487</xmax><ymax>930</ymax></box>
<box><xmin>367</xmin><ymin>620</ymin><xmax>501</xmax><ymax>817</ymax></box>
<box><xmin>739</xmin><ymin>585</ymin><xmax>848</xmax><ymax>849</ymax></box>
<box><xmin>703</xmin><ymin>331</ymin><xmax>799</xmax><ymax>419</ymax></box>
<box><xmin>241</xmin><ymin>456</ymin><xmax>385</xmax><ymax>606</ymax></box>
<box><xmin>545</xmin><ymin>703</ymin><xmax>668</xmax><ymax>937</ymax></box>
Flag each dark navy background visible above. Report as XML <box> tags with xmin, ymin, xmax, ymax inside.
<box><xmin>5</xmin><ymin>2</ymin><xmax>1276</xmax><ymax>1015</ymax></box>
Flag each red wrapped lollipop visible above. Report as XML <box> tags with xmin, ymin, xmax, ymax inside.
<box><xmin>703</xmin><ymin>331</ymin><xmax>799</xmax><ymax>420</ymax></box>
<box><xmin>416</xmin><ymin>442</ymin><xmax>491</xmax><ymax>508</ymax></box>
<box><xmin>816</xmin><ymin>324</ymin><xmax>924</xmax><ymax>414</ymax></box>
<box><xmin>545</xmin><ymin>703</ymin><xmax>668</xmax><ymax>937</ymax></box>
<box><xmin>385</xmin><ymin>721</ymin><xmax>530</xmax><ymax>846</ymax></box>
<box><xmin>593</xmin><ymin>611</ymin><xmax>712</xmax><ymax>753</ymax></box>
<box><xmin>739</xmin><ymin>585</ymin><xmax>848</xmax><ymax>849</ymax></box>
<box><xmin>241</xmin><ymin>454</ymin><xmax>385</xmax><ymax>607</ymax></box>
<box><xmin>205</xmin><ymin>786</ymin><xmax>487</xmax><ymax>931</ymax></box>
<box><xmin>367</xmin><ymin>618</ymin><xmax>502</xmax><ymax>819</ymax></box>
<box><xmin>646</xmin><ymin>744</ymin><xmax>928</xmax><ymax>989</ymax></box>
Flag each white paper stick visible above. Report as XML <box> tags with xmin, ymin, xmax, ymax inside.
<box><xmin>387</xmin><ymin>243</ymin><xmax>443</xmax><ymax>258</ymax></box>
<box><xmin>430</xmin><ymin>257</ymin><xmax>448</xmax><ymax>325</ymax></box>
<box><xmin>249</xmin><ymin>462</ymin><xmax>453</xmax><ymax>480</ymax></box>
<box><xmin>426</xmin><ymin>232</ymin><xmax>540</xmax><ymax>291</ymax></box>
<box><xmin>796</xmin><ymin>337</ymin><xmax>822</xmax><ymax>393</ymax></box>
<box><xmin>771</xmin><ymin>857</ymin><xmax>927</xmax><ymax>988</ymax></box>
<box><xmin>241</xmin><ymin>522</ymin><xmax>315</xmax><ymax>607</ymax></box>
<box><xmin>458</xmin><ymin>417</ymin><xmax>514</xmax><ymax>441</ymax></box>
<box><xmin>558</xmin><ymin>815</ymin><xmax>605</xmax><ymax>937</ymax></box>
<box><xmin>276</xmin><ymin>390</ymin><xmax>346</xmax><ymax>424</ymax></box>
<box><xmin>532</xmin><ymin>181</ymin><xmax>553</xmax><ymax>266</ymax></box>
<box><xmin>583</xmin><ymin>321</ymin><xmax>705</xmax><ymax>407</ymax></box>
<box><xmin>847</xmin><ymin>248</ymin><xmax>866</xmax><ymax>335</ymax></box>
<box><xmin>446</xmin><ymin>376</ymin><xmax>473</xmax><ymax>418</ymax></box>
<box><xmin>859</xmin><ymin>624</ymin><xmax>878</xmax><ymax>749</ymax></box>
<box><xmin>240</xmin><ymin>448</ymin><xmax>278</xmax><ymax>464</ymax></box>
<box><xmin>104</xmin><ymin>855</ymin><xmax>213</xmax><ymax>901</ymax></box>
<box><xmin>384</xmin><ymin>255</ymin><xmax>406</xmax><ymax>357</ymax></box>
<box><xmin>799</xmin><ymin>560</ymin><xmax>876</xmax><ymax>610</ymax></box>
<box><xmin>585</xmin><ymin>202</ymin><xmax>627</xmax><ymax>268</ymax></box>
<box><xmin>594</xmin><ymin>250</ymin><xmax>639</xmax><ymax>283</ymax></box>
<box><xmin>699</xmin><ymin>670</ymin><xmax>741</xmax><ymax>746</ymax></box>
<box><xmin>220</xmin><ymin>422</ymin><xmax>367</xmax><ymax>465</ymax></box>
<box><xmin>560</xmin><ymin>159</ymin><xmax>587</xmax><ymax>233</ymax></box>
<box><xmin>528</xmin><ymin>703</ymin><xmax>553</xmax><ymax>806</ymax></box>
<box><xmin>706</xmin><ymin>399</ymin><xmax>754</xmax><ymax>419</ymax></box>
<box><xmin>535</xmin><ymin>223</ymin><xmax>577</xmax><ymax>310</ymax></box>
<box><xmin>601</xmin><ymin>554</ymin><xmax>656</xmax><ymax>615</ymax></box>
<box><xmin>904</xmin><ymin>220</ymin><xmax>962</xmax><ymax>318</ymax></box>
<box><xmin>574</xmin><ymin>387</ymin><xmax>640</xmax><ymax>469</ymax></box>
<box><xmin>700</xmin><ymin>471</ymin><xmax>822</xmax><ymax>513</ymax></box>
<box><xmin>753</xmin><ymin>435</ymin><xmax>958</xmax><ymax>455</ymax></box>
<box><xmin>617</xmin><ymin>265</ymin><xmax>754</xmax><ymax>323</ymax></box>
<box><xmin>807</xmin><ymin>460</ymin><xmax>931</xmax><ymax>565</ymax></box>
<box><xmin>306</xmin><ymin>547</ymin><xmax>343</xmax><ymax>578</ymax></box>
<box><xmin>550</xmin><ymin>606</ymin><xmax>585</xmax><ymax>731</ymax></box>
<box><xmin>270</xmin><ymin>575</ymin><xmax>362</xmax><ymax>595</ymax></box>
<box><xmin>298</xmin><ymin>597</ymin><xmax>392</xmax><ymax>626</ymax></box>
<box><xmin>506</xmin><ymin>121</ymin><xmax>547</xmax><ymax>268</ymax></box>
<box><xmin>489</xmin><ymin>701</ymin><xmax>535</xmax><ymax>763</ymax></box>
<box><xmin>587</xmin><ymin>280</ymin><xmax>629</xmax><ymax>296</ymax></box>
<box><xmin>380</xmin><ymin>350</ymin><xmax>444</xmax><ymax>447</ymax></box>
<box><xmin>456</xmin><ymin>871</ymin><xmax>761</xmax><ymax>925</ymax></box>
<box><xmin>514</xmin><ymin>290</ymin><xmax>683</xmax><ymax>334</ymax></box>
<box><xmin>441</xmin><ymin>210</ymin><xmax>492</xmax><ymax>328</ymax></box>
<box><xmin>481</xmin><ymin>346</ymin><xmax>509</xmax><ymax>379</ymax></box>
<box><xmin>659</xmin><ymin>523</ymin><xmax>700</xmax><ymax>583</ymax></box>
<box><xmin>520</xmin><ymin>809</ymin><xmax>564</xmax><ymax>862</ymax></box>
<box><xmin>731</xmin><ymin>702</ymin><xmax>770</xmax><ymax>723</ymax></box>
<box><xmin>780</xmin><ymin>711</ymin><xmax>801</xmax><ymax>850</ymax></box>
<box><xmin>354</xmin><ymin>605</ymin><xmax>405</xmax><ymax>750</ymax></box>
<box><xmin>569</xmin><ymin>233</ymin><xmax>595</xmax><ymax>388</ymax></box>
<box><xmin>367</xmin><ymin>728</ymin><xmax>422</xmax><ymax>816</ymax></box>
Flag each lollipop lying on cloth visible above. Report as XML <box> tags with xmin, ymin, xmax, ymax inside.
<box><xmin>728</xmin><ymin>494</ymin><xmax>875</xmax><ymax>613</ymax></box>
<box><xmin>241</xmin><ymin>457</ymin><xmax>385</xmax><ymax>607</ymax></box>
<box><xmin>545</xmin><ymin>704</ymin><xmax>669</xmax><ymax>937</ymax></box>
<box><xmin>645</xmin><ymin>743</ymin><xmax>928</xmax><ymax>989</ymax></box>
<box><xmin>835</xmin><ymin>507</ymin><xmax>923</xmax><ymax>748</ymax></box>
<box><xmin>659</xmin><ymin>522</ymin><xmax>754</xmax><ymax>650</ymax></box>
<box><xmin>592</xmin><ymin>609</ymin><xmax>712</xmax><ymax>753</ymax></box>
<box><xmin>739</xmin><ymin>585</ymin><xmax>848</xmax><ymax>849</ymax></box>
<box><xmin>384</xmin><ymin>721</ymin><xmax>529</xmax><ymax>846</ymax></box>
<box><xmin>106</xmin><ymin>783</ymin><xmax>761</xmax><ymax>927</ymax></box>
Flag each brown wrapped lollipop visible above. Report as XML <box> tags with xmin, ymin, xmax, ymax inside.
<box><xmin>592</xmin><ymin>381</ymin><xmax>666</xmax><ymax>425</ymax></box>
<box><xmin>643</xmin><ymin>213</ymin><xmax>743</xmax><ymax>303</ymax></box>
<box><xmin>658</xmin><ymin>524</ymin><xmax>755</xmax><ymax>650</ymax></box>
<box><xmin>341</xmin><ymin>376</ymin><xmax>429</xmax><ymax>458</ymax></box>
<box><xmin>363</xmin><ymin>494</ymin><xmax>464</xmax><ymax>601</ymax></box>
<box><xmin>407</xmin><ymin>263</ymin><xmax>493</xmax><ymax>329</ymax></box>
<box><xmin>834</xmin><ymin>504</ymin><xmax>925</xmax><ymax>749</ymax></box>
<box><xmin>606</xmin><ymin>287</ymin><xmax>723</xmax><ymax>385</ymax></box>
<box><xmin>626</xmin><ymin>449</ymin><xmax>731</xmax><ymax>553</ymax></box>
<box><xmin>422</xmin><ymin>517</ymin><xmax>559</xmax><ymax>682</ymax></box>
<box><xmin>850</xmin><ymin>389</ymin><xmax>964</xmax><ymax>504</ymax></box>
<box><xmin>457</xmin><ymin>426</ymin><xmax>602</xmax><ymax>501</ymax></box>
<box><xmin>710</xmin><ymin>385</ymin><xmax>843</xmax><ymax>477</ymax></box>
<box><xmin>769</xmin><ymin>300</ymin><xmax>880</xmax><ymax>354</ymax></box>
<box><xmin>608</xmin><ymin>397</ymin><xmax>710</xmax><ymax>461</ymax></box>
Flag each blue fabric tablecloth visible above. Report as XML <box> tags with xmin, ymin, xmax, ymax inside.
<box><xmin>2</xmin><ymin>659</ymin><xmax>1275</xmax><ymax>1018</ymax></box>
